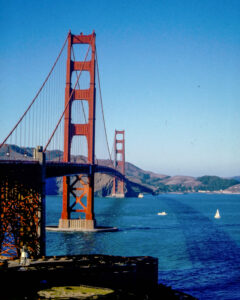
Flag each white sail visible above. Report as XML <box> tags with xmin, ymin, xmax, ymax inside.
<box><xmin>214</xmin><ymin>209</ymin><xmax>220</xmax><ymax>219</ymax></box>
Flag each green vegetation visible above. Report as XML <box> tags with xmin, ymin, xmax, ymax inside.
<box><xmin>156</xmin><ymin>184</ymin><xmax>192</xmax><ymax>193</ymax></box>
<box><xmin>196</xmin><ymin>176</ymin><xmax>238</xmax><ymax>191</ymax></box>
<box><xmin>140</xmin><ymin>173</ymin><xmax>150</xmax><ymax>182</ymax></box>
<box><xmin>154</xmin><ymin>176</ymin><xmax>239</xmax><ymax>194</ymax></box>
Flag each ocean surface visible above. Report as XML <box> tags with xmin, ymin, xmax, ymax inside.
<box><xmin>46</xmin><ymin>193</ymin><xmax>240</xmax><ymax>300</ymax></box>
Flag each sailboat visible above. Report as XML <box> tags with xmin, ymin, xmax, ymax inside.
<box><xmin>214</xmin><ymin>209</ymin><xmax>221</xmax><ymax>219</ymax></box>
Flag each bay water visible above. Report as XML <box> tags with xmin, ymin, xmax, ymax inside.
<box><xmin>46</xmin><ymin>193</ymin><xmax>240</xmax><ymax>300</ymax></box>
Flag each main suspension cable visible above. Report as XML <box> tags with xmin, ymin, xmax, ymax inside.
<box><xmin>0</xmin><ymin>31</ymin><xmax>70</xmax><ymax>149</ymax></box>
<box><xmin>44</xmin><ymin>39</ymin><xmax>92</xmax><ymax>152</ymax></box>
<box><xmin>95</xmin><ymin>47</ymin><xmax>114</xmax><ymax>167</ymax></box>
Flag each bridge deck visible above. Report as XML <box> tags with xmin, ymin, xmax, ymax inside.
<box><xmin>0</xmin><ymin>160</ymin><xmax>124</xmax><ymax>179</ymax></box>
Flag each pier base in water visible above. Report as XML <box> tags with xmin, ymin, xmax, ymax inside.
<box><xmin>59</xmin><ymin>218</ymin><xmax>95</xmax><ymax>230</ymax></box>
<box><xmin>111</xmin><ymin>193</ymin><xmax>125</xmax><ymax>198</ymax></box>
<box><xmin>46</xmin><ymin>219</ymin><xmax>118</xmax><ymax>232</ymax></box>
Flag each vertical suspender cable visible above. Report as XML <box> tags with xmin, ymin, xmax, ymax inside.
<box><xmin>0</xmin><ymin>31</ymin><xmax>69</xmax><ymax>150</ymax></box>
<box><xmin>44</xmin><ymin>39</ymin><xmax>92</xmax><ymax>152</ymax></box>
<box><xmin>95</xmin><ymin>48</ymin><xmax>113</xmax><ymax>166</ymax></box>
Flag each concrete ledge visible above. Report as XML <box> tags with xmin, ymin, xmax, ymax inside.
<box><xmin>46</xmin><ymin>225</ymin><xmax>118</xmax><ymax>232</ymax></box>
<box><xmin>1</xmin><ymin>254</ymin><xmax>158</xmax><ymax>293</ymax></box>
<box><xmin>0</xmin><ymin>255</ymin><xmax>196</xmax><ymax>299</ymax></box>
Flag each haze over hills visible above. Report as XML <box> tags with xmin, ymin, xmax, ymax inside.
<box><xmin>1</xmin><ymin>145</ymin><xmax>239</xmax><ymax>196</ymax></box>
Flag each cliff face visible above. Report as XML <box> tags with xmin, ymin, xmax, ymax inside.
<box><xmin>1</xmin><ymin>145</ymin><xmax>239</xmax><ymax>196</ymax></box>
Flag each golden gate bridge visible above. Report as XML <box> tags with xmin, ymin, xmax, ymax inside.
<box><xmin>0</xmin><ymin>31</ymin><xmax>126</xmax><ymax>258</ymax></box>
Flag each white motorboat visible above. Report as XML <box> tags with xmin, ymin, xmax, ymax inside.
<box><xmin>157</xmin><ymin>212</ymin><xmax>167</xmax><ymax>216</ymax></box>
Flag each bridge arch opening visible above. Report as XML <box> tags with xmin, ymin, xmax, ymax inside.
<box><xmin>71</xmin><ymin>100</ymin><xmax>89</xmax><ymax>124</ymax></box>
<box><xmin>72</xmin><ymin>43</ymin><xmax>92</xmax><ymax>62</ymax></box>
<box><xmin>117</xmin><ymin>153</ymin><xmax>123</xmax><ymax>161</ymax></box>
<box><xmin>70</xmin><ymin>135</ymin><xmax>88</xmax><ymax>163</ymax></box>
<box><xmin>71</xmin><ymin>71</ymin><xmax>90</xmax><ymax>90</ymax></box>
<box><xmin>116</xmin><ymin>142</ymin><xmax>123</xmax><ymax>150</ymax></box>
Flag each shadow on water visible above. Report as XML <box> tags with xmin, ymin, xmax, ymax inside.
<box><xmin>46</xmin><ymin>196</ymin><xmax>128</xmax><ymax>256</ymax></box>
<box><xmin>47</xmin><ymin>230</ymin><xmax>104</xmax><ymax>256</ymax></box>
<box><xmin>118</xmin><ymin>226</ymin><xmax>180</xmax><ymax>231</ymax></box>
<box><xmin>46</xmin><ymin>195</ymin><xmax>240</xmax><ymax>299</ymax></box>
<box><xmin>95</xmin><ymin>196</ymin><xmax>127</xmax><ymax>226</ymax></box>
<box><xmin>160</xmin><ymin>195</ymin><xmax>240</xmax><ymax>299</ymax></box>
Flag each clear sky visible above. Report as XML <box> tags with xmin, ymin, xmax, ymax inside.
<box><xmin>0</xmin><ymin>0</ymin><xmax>239</xmax><ymax>177</ymax></box>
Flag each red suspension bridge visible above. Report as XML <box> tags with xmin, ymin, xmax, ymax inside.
<box><xmin>0</xmin><ymin>31</ymin><xmax>126</xmax><ymax>259</ymax></box>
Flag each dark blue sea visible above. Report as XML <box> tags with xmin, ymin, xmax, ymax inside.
<box><xmin>46</xmin><ymin>194</ymin><xmax>240</xmax><ymax>300</ymax></box>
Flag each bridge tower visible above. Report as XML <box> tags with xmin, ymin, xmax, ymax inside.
<box><xmin>112</xmin><ymin>130</ymin><xmax>125</xmax><ymax>198</ymax></box>
<box><xmin>59</xmin><ymin>31</ymin><xmax>96</xmax><ymax>230</ymax></box>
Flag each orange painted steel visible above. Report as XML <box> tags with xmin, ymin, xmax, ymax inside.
<box><xmin>61</xmin><ymin>32</ymin><xmax>96</xmax><ymax>222</ymax></box>
<box><xmin>113</xmin><ymin>130</ymin><xmax>125</xmax><ymax>195</ymax></box>
<box><xmin>0</xmin><ymin>176</ymin><xmax>42</xmax><ymax>258</ymax></box>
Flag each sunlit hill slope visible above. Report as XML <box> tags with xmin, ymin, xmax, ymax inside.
<box><xmin>0</xmin><ymin>145</ymin><xmax>239</xmax><ymax>196</ymax></box>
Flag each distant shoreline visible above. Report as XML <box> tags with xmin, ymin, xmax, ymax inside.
<box><xmin>157</xmin><ymin>191</ymin><xmax>240</xmax><ymax>195</ymax></box>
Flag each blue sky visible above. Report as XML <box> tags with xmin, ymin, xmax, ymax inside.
<box><xmin>0</xmin><ymin>0</ymin><xmax>240</xmax><ymax>177</ymax></box>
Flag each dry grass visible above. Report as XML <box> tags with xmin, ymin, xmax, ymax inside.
<box><xmin>38</xmin><ymin>285</ymin><xmax>114</xmax><ymax>299</ymax></box>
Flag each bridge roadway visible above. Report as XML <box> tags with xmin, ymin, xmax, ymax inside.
<box><xmin>0</xmin><ymin>160</ymin><xmax>125</xmax><ymax>180</ymax></box>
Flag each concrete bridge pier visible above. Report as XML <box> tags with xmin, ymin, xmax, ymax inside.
<box><xmin>33</xmin><ymin>146</ymin><xmax>46</xmax><ymax>256</ymax></box>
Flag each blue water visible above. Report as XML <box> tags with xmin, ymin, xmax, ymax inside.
<box><xmin>46</xmin><ymin>194</ymin><xmax>240</xmax><ymax>300</ymax></box>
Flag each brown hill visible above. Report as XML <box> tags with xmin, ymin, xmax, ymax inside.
<box><xmin>161</xmin><ymin>176</ymin><xmax>201</xmax><ymax>188</ymax></box>
<box><xmin>1</xmin><ymin>145</ymin><xmax>239</xmax><ymax>196</ymax></box>
<box><xmin>223</xmin><ymin>184</ymin><xmax>240</xmax><ymax>194</ymax></box>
